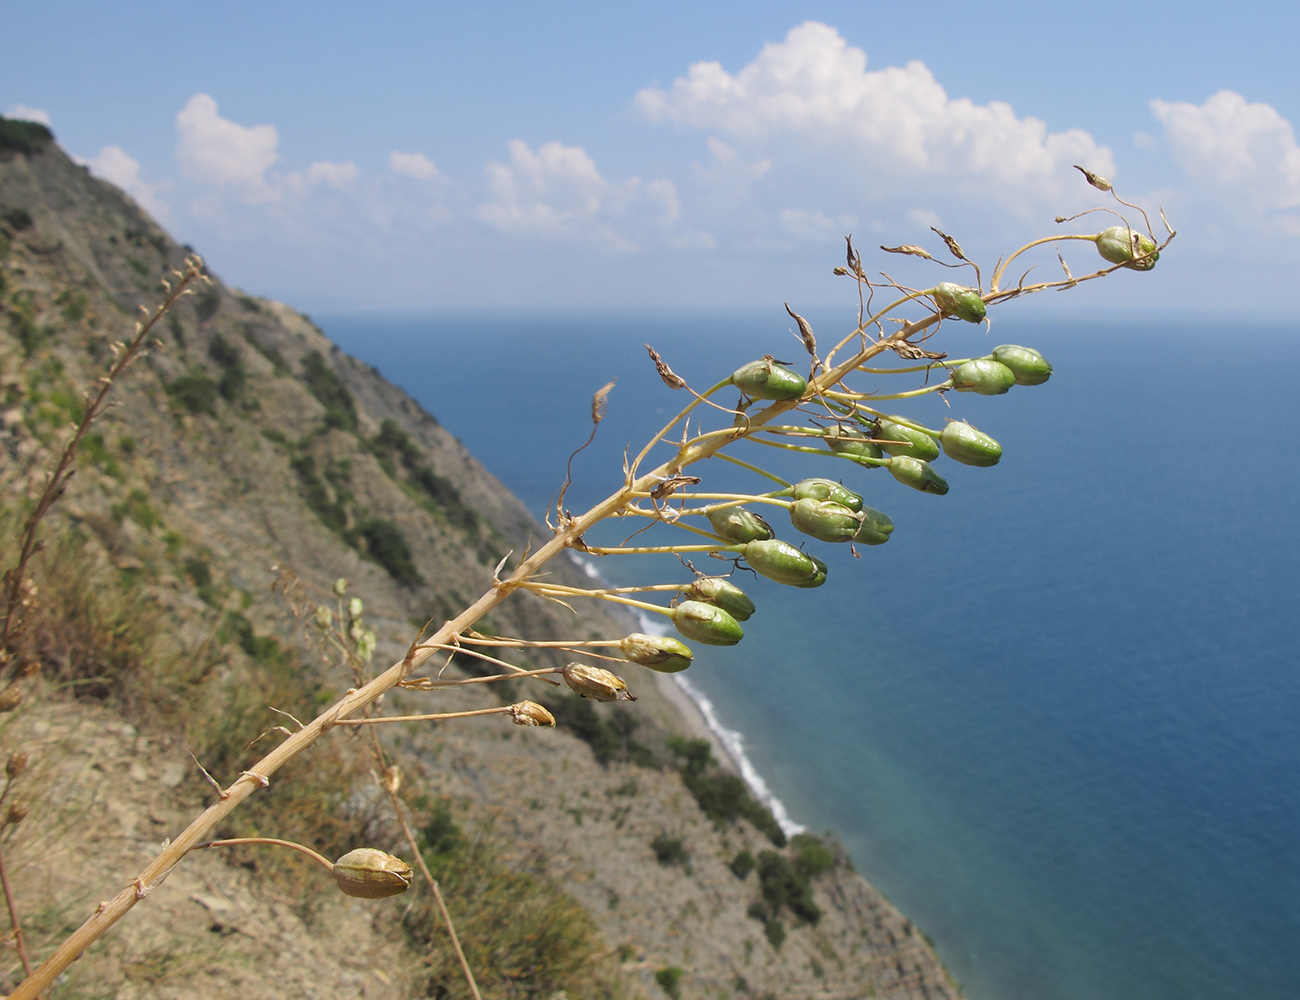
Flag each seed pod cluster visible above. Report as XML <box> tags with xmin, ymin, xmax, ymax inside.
<box><xmin>950</xmin><ymin>345</ymin><xmax>1052</xmax><ymax>395</ymax></box>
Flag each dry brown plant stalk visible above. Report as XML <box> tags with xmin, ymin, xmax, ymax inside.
<box><xmin>8</xmin><ymin>194</ymin><xmax>1173</xmax><ymax>996</ymax></box>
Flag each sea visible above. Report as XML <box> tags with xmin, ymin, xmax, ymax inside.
<box><xmin>319</xmin><ymin>308</ymin><xmax>1300</xmax><ymax>1000</ymax></box>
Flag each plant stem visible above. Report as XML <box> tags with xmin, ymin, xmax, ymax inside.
<box><xmin>332</xmin><ymin>706</ymin><xmax>515</xmax><ymax>726</ymax></box>
<box><xmin>712</xmin><ymin>451</ymin><xmax>791</xmax><ymax>487</ymax></box>
<box><xmin>190</xmin><ymin>837</ymin><xmax>334</xmax><ymax>873</ymax></box>
<box><xmin>0</xmin><ymin>836</ymin><xmax>37</xmax><ymax>991</ymax></box>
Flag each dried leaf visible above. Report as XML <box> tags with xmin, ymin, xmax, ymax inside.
<box><xmin>1056</xmin><ymin>250</ymin><xmax>1076</xmax><ymax>284</ymax></box>
<box><xmin>650</xmin><ymin>475</ymin><xmax>701</xmax><ymax>501</ymax></box>
<box><xmin>591</xmin><ymin>380</ymin><xmax>615</xmax><ymax>425</ymax></box>
<box><xmin>880</xmin><ymin>244</ymin><xmax>935</xmax><ymax>261</ymax></box>
<box><xmin>891</xmin><ymin>341</ymin><xmax>946</xmax><ymax>361</ymax></box>
<box><xmin>784</xmin><ymin>303</ymin><xmax>817</xmax><ymax>356</ymax></box>
<box><xmin>1073</xmin><ymin>164</ymin><xmax>1113</xmax><ymax>192</ymax></box>
<box><xmin>645</xmin><ymin>344</ymin><xmax>688</xmax><ymax>390</ymax></box>
<box><xmin>930</xmin><ymin>227</ymin><xmax>968</xmax><ymax>262</ymax></box>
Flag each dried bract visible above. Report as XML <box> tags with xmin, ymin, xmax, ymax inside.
<box><xmin>509</xmin><ymin>701</ymin><xmax>557</xmax><ymax>727</ymax></box>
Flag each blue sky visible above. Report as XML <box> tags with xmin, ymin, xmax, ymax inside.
<box><xmin>4</xmin><ymin>1</ymin><xmax>1295</xmax><ymax>314</ymax></box>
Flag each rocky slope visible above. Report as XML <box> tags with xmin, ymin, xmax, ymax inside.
<box><xmin>0</xmin><ymin>118</ymin><xmax>962</xmax><ymax>1000</ymax></box>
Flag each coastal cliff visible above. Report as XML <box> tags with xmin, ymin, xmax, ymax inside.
<box><xmin>0</xmin><ymin>119</ymin><xmax>962</xmax><ymax>999</ymax></box>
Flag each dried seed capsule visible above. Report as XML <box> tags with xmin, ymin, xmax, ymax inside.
<box><xmin>790</xmin><ymin>478</ymin><xmax>863</xmax><ymax>511</ymax></box>
<box><xmin>742</xmin><ymin>538</ymin><xmax>826</xmax><ymax>587</ymax></box>
<box><xmin>509</xmin><ymin>701</ymin><xmax>557</xmax><ymax>727</ymax></box>
<box><xmin>790</xmin><ymin>498</ymin><xmax>861</xmax><ymax>543</ymax></box>
<box><xmin>0</xmin><ymin>685</ymin><xmax>20</xmax><ymax>713</ymax></box>
<box><xmin>671</xmin><ymin>600</ymin><xmax>744</xmax><ymax>646</ymax></box>
<box><xmin>332</xmin><ymin>848</ymin><xmax>413</xmax><ymax>899</ymax></box>
<box><xmin>951</xmin><ymin>359</ymin><xmax>1016</xmax><ymax>395</ymax></box>
<box><xmin>707</xmin><ymin>506</ymin><xmax>775</xmax><ymax>543</ymax></box>
<box><xmin>732</xmin><ymin>358</ymin><xmax>808</xmax><ymax>400</ymax></box>
<box><xmin>681</xmin><ymin>577</ymin><xmax>756</xmax><ymax>622</ymax></box>
<box><xmin>4</xmin><ymin>803</ymin><xmax>27</xmax><ymax>827</ymax></box>
<box><xmin>876</xmin><ymin>417</ymin><xmax>941</xmax><ymax>461</ymax></box>
<box><xmin>619</xmin><ymin>633</ymin><xmax>694</xmax><ymax>673</ymax></box>
<box><xmin>6</xmin><ymin>752</ymin><xmax>27</xmax><ymax>780</ymax></box>
<box><xmin>1095</xmin><ymin>225</ymin><xmax>1159</xmax><ymax>270</ymax></box>
<box><xmin>852</xmin><ymin>505</ymin><xmax>895</xmax><ymax>546</ymax></box>
<box><xmin>562</xmin><ymin>662</ymin><xmax>635</xmax><ymax>701</ymax></box>
<box><xmin>824</xmin><ymin>424</ymin><xmax>883</xmax><ymax>465</ymax></box>
<box><xmin>991</xmin><ymin>345</ymin><xmax>1052</xmax><ymax>386</ymax></box>
<box><xmin>887</xmin><ymin>456</ymin><xmax>950</xmax><ymax>495</ymax></box>
<box><xmin>940</xmin><ymin>421</ymin><xmax>1002</xmax><ymax>467</ymax></box>
<box><xmin>932</xmin><ymin>283</ymin><xmax>987</xmax><ymax>323</ymax></box>
<box><xmin>790</xmin><ymin>554</ymin><xmax>828</xmax><ymax>588</ymax></box>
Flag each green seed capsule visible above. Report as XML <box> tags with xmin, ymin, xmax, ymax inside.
<box><xmin>1095</xmin><ymin>226</ymin><xmax>1159</xmax><ymax>270</ymax></box>
<box><xmin>876</xmin><ymin>417</ymin><xmax>941</xmax><ymax>461</ymax></box>
<box><xmin>707</xmin><ymin>506</ymin><xmax>775</xmax><ymax>543</ymax></box>
<box><xmin>940</xmin><ymin>421</ymin><xmax>1002</xmax><ymax>467</ymax></box>
<box><xmin>671</xmin><ymin>600</ymin><xmax>744</xmax><ymax>646</ymax></box>
<box><xmin>852</xmin><ymin>505</ymin><xmax>895</xmax><ymax>545</ymax></box>
<box><xmin>951</xmin><ymin>359</ymin><xmax>1016</xmax><ymax>395</ymax></box>
<box><xmin>991</xmin><ymin>345</ymin><xmax>1052</xmax><ymax>386</ymax></box>
<box><xmin>790</xmin><ymin>477</ymin><xmax>863</xmax><ymax>511</ymax></box>
<box><xmin>681</xmin><ymin>576</ymin><xmax>756</xmax><ymax>621</ymax></box>
<box><xmin>742</xmin><ymin>538</ymin><xmax>825</xmax><ymax>586</ymax></box>
<box><xmin>932</xmin><ymin>283</ymin><xmax>987</xmax><ymax>323</ymax></box>
<box><xmin>824</xmin><ymin>424</ymin><xmax>883</xmax><ymax>465</ymax></box>
<box><xmin>732</xmin><ymin>358</ymin><xmax>808</xmax><ymax>400</ymax></box>
<box><xmin>619</xmin><ymin>633</ymin><xmax>694</xmax><ymax>673</ymax></box>
<box><xmin>790</xmin><ymin>498</ymin><xmax>860</xmax><ymax>543</ymax></box>
<box><xmin>888</xmin><ymin>456</ymin><xmax>950</xmax><ymax>495</ymax></box>
<box><xmin>790</xmin><ymin>554</ymin><xmax>828</xmax><ymax>588</ymax></box>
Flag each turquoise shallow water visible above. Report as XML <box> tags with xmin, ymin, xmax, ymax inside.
<box><xmin>321</xmin><ymin>310</ymin><xmax>1300</xmax><ymax>1000</ymax></box>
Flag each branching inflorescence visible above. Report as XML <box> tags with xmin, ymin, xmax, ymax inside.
<box><xmin>5</xmin><ymin>171</ymin><xmax>1173</xmax><ymax>998</ymax></box>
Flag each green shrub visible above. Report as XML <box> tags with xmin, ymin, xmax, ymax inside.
<box><xmin>650</xmin><ymin>834</ymin><xmax>689</xmax><ymax>867</ymax></box>
<box><xmin>167</xmin><ymin>372</ymin><xmax>219</xmax><ymax>416</ymax></box>
<box><xmin>730</xmin><ymin>848</ymin><xmax>755</xmax><ymax>880</ymax></box>
<box><xmin>655</xmin><ymin>966</ymin><xmax>684</xmax><ymax>999</ymax></box>
<box><xmin>756</xmin><ymin>850</ymin><xmax>820</xmax><ymax>925</ymax></box>
<box><xmin>194</xmin><ymin>285</ymin><xmax>220</xmax><ymax>321</ymax></box>
<box><xmin>2</xmin><ymin>207</ymin><xmax>34</xmax><ymax>231</ymax></box>
<box><xmin>763</xmin><ymin>918</ymin><xmax>786</xmax><ymax>950</ymax></box>
<box><xmin>403</xmin><ymin>809</ymin><xmax>623</xmax><ymax>1000</ymax></box>
<box><xmin>350</xmin><ymin>516</ymin><xmax>423</xmax><ymax>585</ymax></box>
<box><xmin>289</xmin><ymin>454</ymin><xmax>349</xmax><ymax>534</ymax></box>
<box><xmin>0</xmin><ymin>116</ymin><xmax>54</xmax><ymax>156</ymax></box>
<box><xmin>545</xmin><ymin>698</ymin><xmax>656</xmax><ymax>766</ymax></box>
<box><xmin>300</xmin><ymin>350</ymin><xmax>357</xmax><ymax>430</ymax></box>
<box><xmin>667</xmin><ymin>736</ymin><xmax>785</xmax><ymax>846</ymax></box>
<box><xmin>791</xmin><ymin>832</ymin><xmax>835</xmax><ymax>879</ymax></box>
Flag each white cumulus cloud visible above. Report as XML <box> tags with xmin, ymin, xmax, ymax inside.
<box><xmin>635</xmin><ymin>21</ymin><xmax>1111</xmax><ymax>199</ymax></box>
<box><xmin>4</xmin><ymin>104</ymin><xmax>51</xmax><ymax>125</ymax></box>
<box><xmin>83</xmin><ymin>145</ymin><xmax>170</xmax><ymax>220</ymax></box>
<box><xmin>475</xmin><ymin>139</ymin><xmax>679</xmax><ymax>250</ymax></box>
<box><xmin>389</xmin><ymin>151</ymin><xmax>445</xmax><ymax>181</ymax></box>
<box><xmin>175</xmin><ymin>93</ymin><xmax>280</xmax><ymax>201</ymax></box>
<box><xmin>1152</xmin><ymin>90</ymin><xmax>1300</xmax><ymax>224</ymax></box>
